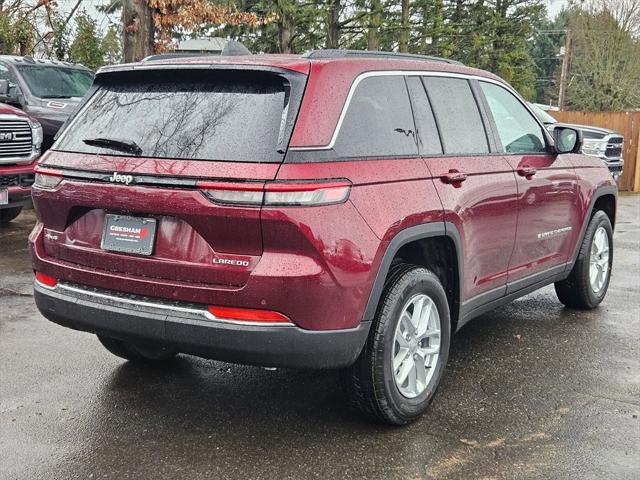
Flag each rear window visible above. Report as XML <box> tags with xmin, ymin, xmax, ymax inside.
<box><xmin>55</xmin><ymin>70</ymin><xmax>296</xmax><ymax>163</ymax></box>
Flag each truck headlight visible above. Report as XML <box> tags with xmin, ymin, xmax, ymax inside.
<box><xmin>581</xmin><ymin>139</ymin><xmax>606</xmax><ymax>156</ymax></box>
<box><xmin>29</xmin><ymin>119</ymin><xmax>43</xmax><ymax>152</ymax></box>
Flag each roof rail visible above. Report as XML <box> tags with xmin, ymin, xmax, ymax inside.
<box><xmin>302</xmin><ymin>49</ymin><xmax>463</xmax><ymax>65</ymax></box>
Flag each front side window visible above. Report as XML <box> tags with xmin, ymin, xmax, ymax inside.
<box><xmin>16</xmin><ymin>65</ymin><xmax>94</xmax><ymax>98</ymax></box>
<box><xmin>334</xmin><ymin>76</ymin><xmax>417</xmax><ymax>158</ymax></box>
<box><xmin>480</xmin><ymin>82</ymin><xmax>547</xmax><ymax>154</ymax></box>
<box><xmin>423</xmin><ymin>77</ymin><xmax>489</xmax><ymax>155</ymax></box>
<box><xmin>0</xmin><ymin>64</ymin><xmax>16</xmax><ymax>83</ymax></box>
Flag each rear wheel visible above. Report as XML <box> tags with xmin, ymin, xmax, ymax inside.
<box><xmin>97</xmin><ymin>335</ymin><xmax>178</xmax><ymax>363</ymax></box>
<box><xmin>342</xmin><ymin>265</ymin><xmax>451</xmax><ymax>425</ymax></box>
<box><xmin>555</xmin><ymin>210</ymin><xmax>613</xmax><ymax>309</ymax></box>
<box><xmin>0</xmin><ymin>207</ymin><xmax>22</xmax><ymax>225</ymax></box>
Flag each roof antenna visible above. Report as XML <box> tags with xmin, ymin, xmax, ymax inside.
<box><xmin>221</xmin><ymin>40</ymin><xmax>251</xmax><ymax>56</ymax></box>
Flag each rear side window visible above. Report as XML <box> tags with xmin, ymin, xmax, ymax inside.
<box><xmin>479</xmin><ymin>82</ymin><xmax>547</xmax><ymax>154</ymax></box>
<box><xmin>334</xmin><ymin>76</ymin><xmax>417</xmax><ymax>158</ymax></box>
<box><xmin>423</xmin><ymin>77</ymin><xmax>489</xmax><ymax>155</ymax></box>
<box><xmin>405</xmin><ymin>76</ymin><xmax>442</xmax><ymax>155</ymax></box>
<box><xmin>55</xmin><ymin>70</ymin><xmax>295</xmax><ymax>163</ymax></box>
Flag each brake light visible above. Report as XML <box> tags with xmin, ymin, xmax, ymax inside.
<box><xmin>35</xmin><ymin>272</ymin><xmax>57</xmax><ymax>288</ymax></box>
<box><xmin>197</xmin><ymin>180</ymin><xmax>351</xmax><ymax>207</ymax></box>
<box><xmin>265</xmin><ymin>181</ymin><xmax>351</xmax><ymax>206</ymax></box>
<box><xmin>198</xmin><ymin>181</ymin><xmax>265</xmax><ymax>206</ymax></box>
<box><xmin>207</xmin><ymin>305</ymin><xmax>291</xmax><ymax>324</ymax></box>
<box><xmin>33</xmin><ymin>171</ymin><xmax>63</xmax><ymax>190</ymax></box>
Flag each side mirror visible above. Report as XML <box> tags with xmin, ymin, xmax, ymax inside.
<box><xmin>0</xmin><ymin>79</ymin><xmax>19</xmax><ymax>105</ymax></box>
<box><xmin>553</xmin><ymin>126</ymin><xmax>583</xmax><ymax>154</ymax></box>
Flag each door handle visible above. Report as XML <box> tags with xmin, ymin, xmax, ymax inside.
<box><xmin>517</xmin><ymin>166</ymin><xmax>537</xmax><ymax>178</ymax></box>
<box><xmin>440</xmin><ymin>170</ymin><xmax>468</xmax><ymax>185</ymax></box>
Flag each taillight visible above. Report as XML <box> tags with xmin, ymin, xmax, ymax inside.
<box><xmin>207</xmin><ymin>305</ymin><xmax>291</xmax><ymax>324</ymax></box>
<box><xmin>197</xmin><ymin>180</ymin><xmax>351</xmax><ymax>207</ymax></box>
<box><xmin>265</xmin><ymin>181</ymin><xmax>351</xmax><ymax>206</ymax></box>
<box><xmin>35</xmin><ymin>272</ymin><xmax>57</xmax><ymax>288</ymax></box>
<box><xmin>197</xmin><ymin>181</ymin><xmax>265</xmax><ymax>206</ymax></box>
<box><xmin>33</xmin><ymin>171</ymin><xmax>63</xmax><ymax>190</ymax></box>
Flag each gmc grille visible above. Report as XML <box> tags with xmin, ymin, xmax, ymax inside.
<box><xmin>0</xmin><ymin>119</ymin><xmax>33</xmax><ymax>159</ymax></box>
<box><xmin>0</xmin><ymin>174</ymin><xmax>35</xmax><ymax>187</ymax></box>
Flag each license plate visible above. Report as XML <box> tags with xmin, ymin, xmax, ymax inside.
<box><xmin>0</xmin><ymin>188</ymin><xmax>7</xmax><ymax>205</ymax></box>
<box><xmin>101</xmin><ymin>214</ymin><xmax>157</xmax><ymax>255</ymax></box>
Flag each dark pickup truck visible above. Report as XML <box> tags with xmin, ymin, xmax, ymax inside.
<box><xmin>0</xmin><ymin>56</ymin><xmax>94</xmax><ymax>151</ymax></box>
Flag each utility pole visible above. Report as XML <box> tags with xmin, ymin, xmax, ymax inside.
<box><xmin>400</xmin><ymin>0</ymin><xmax>409</xmax><ymax>53</ymax></box>
<box><xmin>558</xmin><ymin>29</ymin><xmax>572</xmax><ymax>111</ymax></box>
<box><xmin>123</xmin><ymin>0</ymin><xmax>154</xmax><ymax>62</ymax></box>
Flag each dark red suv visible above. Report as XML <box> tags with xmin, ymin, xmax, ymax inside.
<box><xmin>30</xmin><ymin>50</ymin><xmax>616</xmax><ymax>425</ymax></box>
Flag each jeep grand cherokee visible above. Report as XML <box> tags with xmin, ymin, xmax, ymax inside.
<box><xmin>30</xmin><ymin>50</ymin><xmax>616</xmax><ymax>425</ymax></box>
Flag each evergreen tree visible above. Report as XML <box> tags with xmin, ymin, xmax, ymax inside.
<box><xmin>101</xmin><ymin>25</ymin><xmax>123</xmax><ymax>65</ymax></box>
<box><xmin>68</xmin><ymin>12</ymin><xmax>104</xmax><ymax>70</ymax></box>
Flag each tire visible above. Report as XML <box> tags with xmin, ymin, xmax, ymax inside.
<box><xmin>0</xmin><ymin>207</ymin><xmax>22</xmax><ymax>225</ymax></box>
<box><xmin>555</xmin><ymin>210</ymin><xmax>613</xmax><ymax>309</ymax></box>
<box><xmin>97</xmin><ymin>335</ymin><xmax>178</xmax><ymax>363</ymax></box>
<box><xmin>341</xmin><ymin>264</ymin><xmax>451</xmax><ymax>426</ymax></box>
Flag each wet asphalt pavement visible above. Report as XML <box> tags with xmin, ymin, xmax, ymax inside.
<box><xmin>1</xmin><ymin>196</ymin><xmax>639</xmax><ymax>480</ymax></box>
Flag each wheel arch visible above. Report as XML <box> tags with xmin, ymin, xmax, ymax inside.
<box><xmin>569</xmin><ymin>185</ymin><xmax>617</xmax><ymax>269</ymax></box>
<box><xmin>363</xmin><ymin>222</ymin><xmax>463</xmax><ymax>331</ymax></box>
<box><xmin>592</xmin><ymin>192</ymin><xmax>616</xmax><ymax>229</ymax></box>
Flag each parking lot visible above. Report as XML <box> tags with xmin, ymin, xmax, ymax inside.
<box><xmin>1</xmin><ymin>195</ymin><xmax>638</xmax><ymax>480</ymax></box>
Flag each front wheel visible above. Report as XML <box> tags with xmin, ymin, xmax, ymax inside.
<box><xmin>0</xmin><ymin>207</ymin><xmax>23</xmax><ymax>225</ymax></box>
<box><xmin>555</xmin><ymin>210</ymin><xmax>613</xmax><ymax>309</ymax></box>
<box><xmin>342</xmin><ymin>265</ymin><xmax>451</xmax><ymax>425</ymax></box>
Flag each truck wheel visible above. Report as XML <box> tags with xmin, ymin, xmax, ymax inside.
<box><xmin>342</xmin><ymin>265</ymin><xmax>451</xmax><ymax>425</ymax></box>
<box><xmin>555</xmin><ymin>210</ymin><xmax>613</xmax><ymax>309</ymax></box>
<box><xmin>0</xmin><ymin>207</ymin><xmax>22</xmax><ymax>225</ymax></box>
<box><xmin>97</xmin><ymin>335</ymin><xmax>177</xmax><ymax>363</ymax></box>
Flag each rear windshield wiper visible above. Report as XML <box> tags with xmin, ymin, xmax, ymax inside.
<box><xmin>83</xmin><ymin>137</ymin><xmax>143</xmax><ymax>156</ymax></box>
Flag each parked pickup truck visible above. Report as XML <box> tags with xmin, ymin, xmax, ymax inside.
<box><xmin>0</xmin><ymin>102</ymin><xmax>42</xmax><ymax>224</ymax></box>
<box><xmin>0</xmin><ymin>56</ymin><xmax>94</xmax><ymax>151</ymax></box>
<box><xmin>529</xmin><ymin>103</ymin><xmax>624</xmax><ymax>182</ymax></box>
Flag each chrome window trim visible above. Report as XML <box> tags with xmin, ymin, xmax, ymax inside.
<box><xmin>288</xmin><ymin>70</ymin><xmax>548</xmax><ymax>152</ymax></box>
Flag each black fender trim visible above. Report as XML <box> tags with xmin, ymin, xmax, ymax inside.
<box><xmin>362</xmin><ymin>221</ymin><xmax>463</xmax><ymax>323</ymax></box>
<box><xmin>566</xmin><ymin>184</ymin><xmax>617</xmax><ymax>272</ymax></box>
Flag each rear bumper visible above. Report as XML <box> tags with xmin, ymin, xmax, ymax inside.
<box><xmin>34</xmin><ymin>281</ymin><xmax>370</xmax><ymax>369</ymax></box>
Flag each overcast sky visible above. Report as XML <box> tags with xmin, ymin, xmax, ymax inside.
<box><xmin>546</xmin><ymin>0</ymin><xmax>569</xmax><ymax>17</ymax></box>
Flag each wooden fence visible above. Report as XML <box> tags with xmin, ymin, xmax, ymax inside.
<box><xmin>551</xmin><ymin>111</ymin><xmax>640</xmax><ymax>192</ymax></box>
